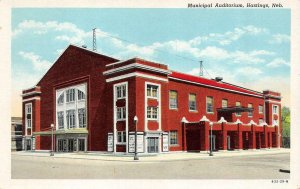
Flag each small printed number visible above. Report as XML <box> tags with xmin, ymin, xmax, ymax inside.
<box><xmin>271</xmin><ymin>180</ymin><xmax>288</xmax><ymax>184</ymax></box>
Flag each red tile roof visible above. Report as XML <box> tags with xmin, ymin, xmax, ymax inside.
<box><xmin>169</xmin><ymin>71</ymin><xmax>263</xmax><ymax>97</ymax></box>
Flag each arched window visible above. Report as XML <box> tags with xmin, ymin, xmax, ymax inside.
<box><xmin>57</xmin><ymin>93</ymin><xmax>64</xmax><ymax>104</ymax></box>
<box><xmin>78</xmin><ymin>90</ymin><xmax>86</xmax><ymax>101</ymax></box>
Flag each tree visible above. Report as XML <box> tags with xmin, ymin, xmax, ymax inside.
<box><xmin>281</xmin><ymin>106</ymin><xmax>290</xmax><ymax>138</ymax></box>
<box><xmin>281</xmin><ymin>106</ymin><xmax>290</xmax><ymax>148</ymax></box>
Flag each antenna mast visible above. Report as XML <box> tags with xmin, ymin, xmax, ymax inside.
<box><xmin>199</xmin><ymin>60</ymin><xmax>203</xmax><ymax>77</ymax></box>
<box><xmin>93</xmin><ymin>28</ymin><xmax>97</xmax><ymax>51</ymax></box>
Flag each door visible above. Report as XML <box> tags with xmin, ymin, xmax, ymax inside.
<box><xmin>227</xmin><ymin>135</ymin><xmax>231</xmax><ymax>150</ymax></box>
<box><xmin>57</xmin><ymin>139</ymin><xmax>67</xmax><ymax>152</ymax></box>
<box><xmin>68</xmin><ymin>139</ymin><xmax>74</xmax><ymax>152</ymax></box>
<box><xmin>26</xmin><ymin>139</ymin><xmax>31</xmax><ymax>150</ymax></box>
<box><xmin>78</xmin><ymin>138</ymin><xmax>85</xmax><ymax>152</ymax></box>
<box><xmin>147</xmin><ymin>137</ymin><xmax>159</xmax><ymax>153</ymax></box>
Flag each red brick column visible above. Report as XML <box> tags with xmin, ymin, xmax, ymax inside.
<box><xmin>182</xmin><ymin>122</ymin><xmax>187</xmax><ymax>151</ymax></box>
<box><xmin>204</xmin><ymin>122</ymin><xmax>210</xmax><ymax>151</ymax></box>
<box><xmin>238</xmin><ymin>124</ymin><xmax>243</xmax><ymax>150</ymax></box>
<box><xmin>264</xmin><ymin>125</ymin><xmax>268</xmax><ymax>148</ymax></box>
<box><xmin>269</xmin><ymin>131</ymin><xmax>273</xmax><ymax>148</ymax></box>
<box><xmin>222</xmin><ymin>123</ymin><xmax>227</xmax><ymax>151</ymax></box>
<box><xmin>250</xmin><ymin>125</ymin><xmax>256</xmax><ymax>150</ymax></box>
<box><xmin>275</xmin><ymin>126</ymin><xmax>279</xmax><ymax>148</ymax></box>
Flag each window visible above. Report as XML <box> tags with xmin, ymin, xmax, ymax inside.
<box><xmin>116</xmin><ymin>85</ymin><xmax>126</xmax><ymax>99</ymax></box>
<box><xmin>78</xmin><ymin>90</ymin><xmax>85</xmax><ymax>101</ymax></box>
<box><xmin>117</xmin><ymin>107</ymin><xmax>126</xmax><ymax>120</ymax></box>
<box><xmin>236</xmin><ymin>101</ymin><xmax>241</xmax><ymax>116</ymax></box>
<box><xmin>57</xmin><ymin>111</ymin><xmax>64</xmax><ymax>129</ymax></box>
<box><xmin>189</xmin><ymin>94</ymin><xmax>197</xmax><ymax>111</ymax></box>
<box><xmin>259</xmin><ymin>105</ymin><xmax>263</xmax><ymax>114</ymax></box>
<box><xmin>273</xmin><ymin>105</ymin><xmax>278</xmax><ymax>115</ymax></box>
<box><xmin>147</xmin><ymin>84</ymin><xmax>158</xmax><ymax>98</ymax></box>
<box><xmin>25</xmin><ymin>104</ymin><xmax>32</xmax><ymax>129</ymax></box>
<box><xmin>222</xmin><ymin>99</ymin><xmax>228</xmax><ymax>108</ymax></box>
<box><xmin>147</xmin><ymin>107</ymin><xmax>158</xmax><ymax>119</ymax></box>
<box><xmin>66</xmin><ymin>89</ymin><xmax>75</xmax><ymax>102</ymax></box>
<box><xmin>248</xmin><ymin>104</ymin><xmax>253</xmax><ymax>117</ymax></box>
<box><xmin>78</xmin><ymin>108</ymin><xmax>86</xmax><ymax>128</ymax></box>
<box><xmin>57</xmin><ymin>94</ymin><xmax>64</xmax><ymax>104</ymax></box>
<box><xmin>206</xmin><ymin>96</ymin><xmax>213</xmax><ymax>113</ymax></box>
<box><xmin>117</xmin><ymin>131</ymin><xmax>126</xmax><ymax>143</ymax></box>
<box><xmin>259</xmin><ymin>119</ymin><xmax>264</xmax><ymax>125</ymax></box>
<box><xmin>169</xmin><ymin>91</ymin><xmax>178</xmax><ymax>109</ymax></box>
<box><xmin>170</xmin><ymin>131</ymin><xmax>178</xmax><ymax>145</ymax></box>
<box><xmin>66</xmin><ymin>110</ymin><xmax>76</xmax><ymax>129</ymax></box>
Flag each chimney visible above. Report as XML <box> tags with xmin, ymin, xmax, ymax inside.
<box><xmin>215</xmin><ymin>77</ymin><xmax>223</xmax><ymax>82</ymax></box>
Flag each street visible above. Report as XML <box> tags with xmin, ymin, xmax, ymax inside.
<box><xmin>11</xmin><ymin>152</ymin><xmax>290</xmax><ymax>179</ymax></box>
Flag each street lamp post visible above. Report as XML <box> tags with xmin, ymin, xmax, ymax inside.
<box><xmin>134</xmin><ymin>116</ymin><xmax>139</xmax><ymax>160</ymax></box>
<box><xmin>50</xmin><ymin>123</ymin><xmax>54</xmax><ymax>156</ymax></box>
<box><xmin>209</xmin><ymin>122</ymin><xmax>213</xmax><ymax>156</ymax></box>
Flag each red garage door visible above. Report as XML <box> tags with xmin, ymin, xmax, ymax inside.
<box><xmin>186</xmin><ymin>129</ymin><xmax>201</xmax><ymax>152</ymax></box>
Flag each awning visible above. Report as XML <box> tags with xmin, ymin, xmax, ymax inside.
<box><xmin>216</xmin><ymin>106</ymin><xmax>253</xmax><ymax>113</ymax></box>
<box><xmin>33</xmin><ymin>129</ymin><xmax>88</xmax><ymax>136</ymax></box>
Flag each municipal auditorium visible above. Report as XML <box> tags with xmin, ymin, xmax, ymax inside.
<box><xmin>22</xmin><ymin>44</ymin><xmax>282</xmax><ymax>154</ymax></box>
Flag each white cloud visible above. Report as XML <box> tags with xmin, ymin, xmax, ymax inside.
<box><xmin>236</xmin><ymin>67</ymin><xmax>263</xmax><ymax>75</ymax></box>
<box><xmin>269</xmin><ymin>34</ymin><xmax>290</xmax><ymax>44</ymax></box>
<box><xmin>199</xmin><ymin>46</ymin><xmax>230</xmax><ymax>60</ymax></box>
<box><xmin>19</xmin><ymin>51</ymin><xmax>52</xmax><ymax>71</ymax></box>
<box><xmin>267</xmin><ymin>58</ymin><xmax>290</xmax><ymax>67</ymax></box>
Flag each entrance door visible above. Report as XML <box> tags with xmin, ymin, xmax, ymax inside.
<box><xmin>227</xmin><ymin>136</ymin><xmax>231</xmax><ymax>150</ymax></box>
<box><xmin>78</xmin><ymin>138</ymin><xmax>85</xmax><ymax>152</ymax></box>
<box><xmin>68</xmin><ymin>139</ymin><xmax>74</xmax><ymax>152</ymax></box>
<box><xmin>26</xmin><ymin>139</ymin><xmax>31</xmax><ymax>150</ymax></box>
<box><xmin>147</xmin><ymin>137</ymin><xmax>159</xmax><ymax>153</ymax></box>
<box><xmin>58</xmin><ymin>139</ymin><xmax>67</xmax><ymax>152</ymax></box>
<box><xmin>209</xmin><ymin>135</ymin><xmax>216</xmax><ymax>151</ymax></box>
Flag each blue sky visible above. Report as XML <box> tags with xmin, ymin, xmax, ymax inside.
<box><xmin>11</xmin><ymin>8</ymin><xmax>291</xmax><ymax>116</ymax></box>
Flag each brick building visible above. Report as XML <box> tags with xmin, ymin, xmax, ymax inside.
<box><xmin>22</xmin><ymin>44</ymin><xmax>282</xmax><ymax>153</ymax></box>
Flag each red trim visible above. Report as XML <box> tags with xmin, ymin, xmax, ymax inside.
<box><xmin>169</xmin><ymin>71</ymin><xmax>262</xmax><ymax>97</ymax></box>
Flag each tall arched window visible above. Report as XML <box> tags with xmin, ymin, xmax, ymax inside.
<box><xmin>78</xmin><ymin>90</ymin><xmax>86</xmax><ymax>101</ymax></box>
<box><xmin>57</xmin><ymin>93</ymin><xmax>64</xmax><ymax>104</ymax></box>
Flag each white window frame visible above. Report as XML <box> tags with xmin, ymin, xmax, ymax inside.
<box><xmin>66</xmin><ymin>109</ymin><xmax>76</xmax><ymax>129</ymax></box>
<box><xmin>189</xmin><ymin>93</ymin><xmax>197</xmax><ymax>111</ymax></box>
<box><xmin>78</xmin><ymin>90</ymin><xmax>86</xmax><ymax>101</ymax></box>
<box><xmin>25</xmin><ymin>103</ymin><xmax>32</xmax><ymax>133</ymax></box>
<box><xmin>57</xmin><ymin>93</ymin><xmax>64</xmax><ymax>104</ymax></box>
<box><xmin>236</xmin><ymin>101</ymin><xmax>241</xmax><ymax>116</ymax></box>
<box><xmin>78</xmin><ymin>108</ymin><xmax>86</xmax><ymax>128</ymax></box>
<box><xmin>169</xmin><ymin>90</ymin><xmax>178</xmax><ymax>109</ymax></box>
<box><xmin>117</xmin><ymin>131</ymin><xmax>126</xmax><ymax>144</ymax></box>
<box><xmin>222</xmin><ymin>99</ymin><xmax>228</xmax><ymax>108</ymax></box>
<box><xmin>116</xmin><ymin>85</ymin><xmax>126</xmax><ymax>99</ymax></box>
<box><xmin>116</xmin><ymin>107</ymin><xmax>126</xmax><ymax>121</ymax></box>
<box><xmin>147</xmin><ymin>84</ymin><xmax>159</xmax><ymax>99</ymax></box>
<box><xmin>57</xmin><ymin>111</ymin><xmax>64</xmax><ymax>129</ymax></box>
<box><xmin>273</xmin><ymin>105</ymin><xmax>279</xmax><ymax>115</ymax></box>
<box><xmin>169</xmin><ymin>130</ymin><xmax>178</xmax><ymax>145</ymax></box>
<box><xmin>259</xmin><ymin>105</ymin><xmax>263</xmax><ymax>114</ymax></box>
<box><xmin>248</xmin><ymin>103</ymin><xmax>253</xmax><ymax>117</ymax></box>
<box><xmin>147</xmin><ymin>107</ymin><xmax>158</xmax><ymax>120</ymax></box>
<box><xmin>206</xmin><ymin>96</ymin><xmax>214</xmax><ymax>113</ymax></box>
<box><xmin>66</xmin><ymin>88</ymin><xmax>75</xmax><ymax>103</ymax></box>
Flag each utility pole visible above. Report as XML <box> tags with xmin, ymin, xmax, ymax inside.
<box><xmin>93</xmin><ymin>28</ymin><xmax>97</xmax><ymax>51</ymax></box>
<box><xmin>199</xmin><ymin>60</ymin><xmax>203</xmax><ymax>77</ymax></box>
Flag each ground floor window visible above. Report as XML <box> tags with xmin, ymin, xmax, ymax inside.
<box><xmin>170</xmin><ymin>131</ymin><xmax>178</xmax><ymax>145</ymax></box>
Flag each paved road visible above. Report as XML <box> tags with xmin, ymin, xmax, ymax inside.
<box><xmin>12</xmin><ymin>153</ymin><xmax>290</xmax><ymax>179</ymax></box>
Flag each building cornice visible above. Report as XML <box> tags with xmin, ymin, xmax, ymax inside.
<box><xmin>103</xmin><ymin>63</ymin><xmax>171</xmax><ymax>76</ymax></box>
<box><xmin>106</xmin><ymin>72</ymin><xmax>168</xmax><ymax>83</ymax></box>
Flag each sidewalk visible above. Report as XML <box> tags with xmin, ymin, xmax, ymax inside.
<box><xmin>12</xmin><ymin>148</ymin><xmax>290</xmax><ymax>162</ymax></box>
